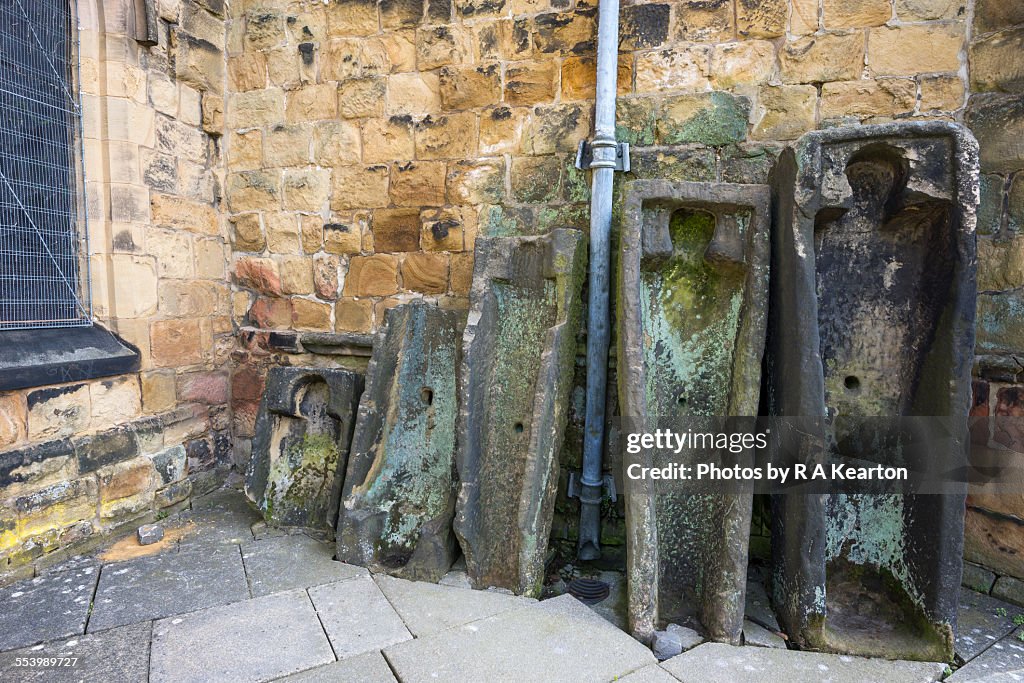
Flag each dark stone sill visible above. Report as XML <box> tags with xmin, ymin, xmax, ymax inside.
<box><xmin>239</xmin><ymin>327</ymin><xmax>374</xmax><ymax>357</ymax></box>
<box><xmin>0</xmin><ymin>325</ymin><xmax>141</xmax><ymax>392</ymax></box>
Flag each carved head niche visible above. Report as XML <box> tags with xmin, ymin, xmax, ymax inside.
<box><xmin>246</xmin><ymin>367</ymin><xmax>362</xmax><ymax>530</ymax></box>
<box><xmin>814</xmin><ymin>141</ymin><xmax>956</xmax><ymax>419</ymax></box>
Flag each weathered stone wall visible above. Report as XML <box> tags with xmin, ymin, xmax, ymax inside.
<box><xmin>224</xmin><ymin>0</ymin><xmax>971</xmax><ymax>334</ymax></box>
<box><xmin>963</xmin><ymin>1</ymin><xmax>1024</xmax><ymax>600</ymax></box>
<box><xmin>0</xmin><ymin>0</ymin><xmax>232</xmax><ymax>582</ymax></box>
<box><xmin>5</xmin><ymin>0</ymin><xmax>1023</xmax><ymax>585</ymax></box>
<box><xmin>221</xmin><ymin>0</ymin><xmax>977</xmax><ymax>563</ymax></box>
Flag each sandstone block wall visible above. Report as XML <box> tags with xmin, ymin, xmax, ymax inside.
<box><xmin>225</xmin><ymin>0</ymin><xmax>971</xmax><ymax>341</ymax></box>
<box><xmin>223</xmin><ymin>2</ymin><xmax>975</xmax><ymax>552</ymax></box>
<box><xmin>4</xmin><ymin>0</ymin><xmax>1024</xmax><ymax>585</ymax></box>
<box><xmin>964</xmin><ymin>1</ymin><xmax>1024</xmax><ymax>600</ymax></box>
<box><xmin>0</xmin><ymin>0</ymin><xmax>232</xmax><ymax>581</ymax></box>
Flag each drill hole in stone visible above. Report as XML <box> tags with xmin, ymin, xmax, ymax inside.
<box><xmin>844</xmin><ymin>376</ymin><xmax>861</xmax><ymax>394</ymax></box>
<box><xmin>677</xmin><ymin>394</ymin><xmax>687</xmax><ymax>406</ymax></box>
<box><xmin>514</xmin><ymin>422</ymin><xmax>524</xmax><ymax>434</ymax></box>
<box><xmin>420</xmin><ymin>387</ymin><xmax>434</xmax><ymax>405</ymax></box>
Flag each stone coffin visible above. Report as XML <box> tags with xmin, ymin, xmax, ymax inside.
<box><xmin>766</xmin><ymin>122</ymin><xmax>978</xmax><ymax>661</ymax></box>
<box><xmin>454</xmin><ymin>228</ymin><xmax>587</xmax><ymax>597</ymax></box>
<box><xmin>617</xmin><ymin>180</ymin><xmax>770</xmax><ymax>645</ymax></box>
<box><xmin>245</xmin><ymin>367</ymin><xmax>363</xmax><ymax>529</ymax></box>
<box><xmin>337</xmin><ymin>301</ymin><xmax>462</xmax><ymax>582</ymax></box>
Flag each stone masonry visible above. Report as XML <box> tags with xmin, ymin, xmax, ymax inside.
<box><xmin>0</xmin><ymin>0</ymin><xmax>232</xmax><ymax>580</ymax></box>
<box><xmin>2</xmin><ymin>0</ymin><xmax>1024</xmax><ymax>590</ymax></box>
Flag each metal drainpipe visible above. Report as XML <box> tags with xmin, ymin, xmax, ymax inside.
<box><xmin>578</xmin><ymin>0</ymin><xmax>621</xmax><ymax>562</ymax></box>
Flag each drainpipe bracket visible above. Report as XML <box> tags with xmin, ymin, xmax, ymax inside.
<box><xmin>567</xmin><ymin>471</ymin><xmax>618</xmax><ymax>503</ymax></box>
<box><xmin>575</xmin><ymin>140</ymin><xmax>630</xmax><ymax>172</ymax></box>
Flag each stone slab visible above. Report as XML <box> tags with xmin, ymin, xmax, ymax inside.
<box><xmin>661</xmin><ymin>643</ymin><xmax>946</xmax><ymax>683</ymax></box>
<box><xmin>454</xmin><ymin>229</ymin><xmax>587</xmax><ymax>597</ymax></box>
<box><xmin>383</xmin><ymin>594</ymin><xmax>656</xmax><ymax>683</ymax></box>
<box><xmin>242</xmin><ymin>535</ymin><xmax>366</xmax><ymax>597</ymax></box>
<box><xmin>766</xmin><ymin>121</ymin><xmax>979</xmax><ymax>659</ymax></box>
<box><xmin>246</xmin><ymin>367</ymin><xmax>363</xmax><ymax>529</ymax></box>
<box><xmin>0</xmin><ymin>621</ymin><xmax>151</xmax><ymax>682</ymax></box>
<box><xmin>993</xmin><ymin>576</ymin><xmax>1024</xmax><ymax>607</ymax></box>
<box><xmin>957</xmin><ymin>588</ymin><xmax>1021</xmax><ymax>662</ymax></box>
<box><xmin>439</xmin><ymin>567</ymin><xmax>472</xmax><ymax>589</ymax></box>
<box><xmin>88</xmin><ymin>543</ymin><xmax>249</xmax><ymax>632</ymax></box>
<box><xmin>177</xmin><ymin>488</ymin><xmax>261</xmax><ymax>546</ymax></box>
<box><xmin>742</xmin><ymin>619</ymin><xmax>787</xmax><ymax>649</ymax></box>
<box><xmin>962</xmin><ymin>562</ymin><xmax>997</xmax><ymax>595</ymax></box>
<box><xmin>745</xmin><ymin>580</ymin><xmax>780</xmax><ymax>632</ymax></box>
<box><xmin>39</xmin><ymin>554</ymin><xmax>103</xmax><ymax>574</ymax></box>
<box><xmin>337</xmin><ymin>301</ymin><xmax>462</xmax><ymax>583</ymax></box>
<box><xmin>275</xmin><ymin>651</ymin><xmax>398</xmax><ymax>683</ymax></box>
<box><xmin>150</xmin><ymin>589</ymin><xmax>334</xmax><ymax>683</ymax></box>
<box><xmin>192</xmin><ymin>488</ymin><xmax>260</xmax><ymax>515</ymax></box>
<box><xmin>0</xmin><ymin>566</ymin><xmax>98</xmax><ymax>652</ymax></box>
<box><xmin>589</xmin><ymin>570</ymin><xmax>628</xmax><ymax>631</ymax></box>
<box><xmin>308</xmin><ymin>576</ymin><xmax>412</xmax><ymax>659</ymax></box>
<box><xmin>373</xmin><ymin>573</ymin><xmax>533</xmax><ymax>637</ymax></box>
<box><xmin>950</xmin><ymin>628</ymin><xmax>1024</xmax><ymax>681</ymax></box>
<box><xmin>618</xmin><ymin>664</ymin><xmax>681</xmax><ymax>683</ymax></box>
<box><xmin>618</xmin><ymin>180</ymin><xmax>770</xmax><ymax>644</ymax></box>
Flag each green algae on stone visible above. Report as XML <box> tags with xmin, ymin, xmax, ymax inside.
<box><xmin>721</xmin><ymin>144</ymin><xmax>784</xmax><ymax>185</ymax></box>
<box><xmin>563</xmin><ymin>161</ymin><xmax>591</xmax><ymax>203</ymax></box>
<box><xmin>338</xmin><ymin>302</ymin><xmax>462</xmax><ymax>582</ymax></box>
<box><xmin>977</xmin><ymin>291</ymin><xmax>1024</xmax><ymax>353</ymax></box>
<box><xmin>977</xmin><ymin>173</ymin><xmax>1005</xmax><ymax>235</ymax></box>
<box><xmin>537</xmin><ymin>204</ymin><xmax>589</xmax><ymax>233</ymax></box>
<box><xmin>627</xmin><ymin>148</ymin><xmax>718</xmax><ymax>184</ymax></box>
<box><xmin>617</xmin><ymin>180</ymin><xmax>770</xmax><ymax>645</ymax></box>
<box><xmin>454</xmin><ymin>229</ymin><xmax>588</xmax><ymax>598</ymax></box>
<box><xmin>657</xmin><ymin>92</ymin><xmax>751</xmax><ymax>147</ymax></box>
<box><xmin>482</xmin><ymin>205</ymin><xmax>537</xmax><ymax>237</ymax></box>
<box><xmin>765</xmin><ymin>123</ymin><xmax>979</xmax><ymax>663</ymax></box>
<box><xmin>262</xmin><ymin>431</ymin><xmax>342</xmax><ymax>528</ymax></box>
<box><xmin>616</xmin><ymin>96</ymin><xmax>659</xmax><ymax>146</ymax></box>
<box><xmin>245</xmin><ymin>367</ymin><xmax>362</xmax><ymax>531</ymax></box>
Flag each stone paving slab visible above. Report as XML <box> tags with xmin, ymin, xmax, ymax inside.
<box><xmin>373</xmin><ymin>573</ymin><xmax>534</xmax><ymax>637</ymax></box>
<box><xmin>308</xmin><ymin>576</ymin><xmax>413</xmax><ymax>659</ymax></box>
<box><xmin>242</xmin><ymin>535</ymin><xmax>366</xmax><ymax>597</ymax></box>
<box><xmin>617</xmin><ymin>664</ymin><xmax>680</xmax><ymax>683</ymax></box>
<box><xmin>745</xmin><ymin>580</ymin><xmax>780</xmax><ymax>632</ymax></box>
<box><xmin>192</xmin><ymin>488</ymin><xmax>257</xmax><ymax>514</ymax></box>
<box><xmin>177</xmin><ymin>489</ymin><xmax>261</xmax><ymax>546</ymax></box>
<box><xmin>150</xmin><ymin>589</ymin><xmax>334</xmax><ymax>683</ymax></box>
<box><xmin>383</xmin><ymin>594</ymin><xmax>657</xmax><ymax>683</ymax></box>
<box><xmin>39</xmin><ymin>554</ymin><xmax>103</xmax><ymax>574</ymax></box>
<box><xmin>0</xmin><ymin>621</ymin><xmax>151</xmax><ymax>682</ymax></box>
<box><xmin>743</xmin><ymin>619</ymin><xmax>787</xmax><ymax>648</ymax></box>
<box><xmin>950</xmin><ymin>628</ymin><xmax>1024</xmax><ymax>681</ymax></box>
<box><xmin>590</xmin><ymin>570</ymin><xmax>628</xmax><ymax>630</ymax></box>
<box><xmin>957</xmin><ymin>588</ymin><xmax>1022</xmax><ymax>662</ymax></box>
<box><xmin>660</xmin><ymin>643</ymin><xmax>946</xmax><ymax>683</ymax></box>
<box><xmin>274</xmin><ymin>651</ymin><xmax>398</xmax><ymax>682</ymax></box>
<box><xmin>0</xmin><ymin>566</ymin><xmax>98</xmax><ymax>652</ymax></box>
<box><xmin>88</xmin><ymin>542</ymin><xmax>249</xmax><ymax>632</ymax></box>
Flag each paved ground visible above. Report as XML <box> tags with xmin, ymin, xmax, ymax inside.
<box><xmin>0</xmin><ymin>488</ymin><xmax>1021</xmax><ymax>682</ymax></box>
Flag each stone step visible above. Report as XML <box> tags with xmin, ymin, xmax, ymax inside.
<box><xmin>373</xmin><ymin>573</ymin><xmax>534</xmax><ymax>637</ymax></box>
<box><xmin>150</xmin><ymin>589</ymin><xmax>334</xmax><ymax>683</ymax></box>
<box><xmin>660</xmin><ymin>642</ymin><xmax>946</xmax><ymax>683</ymax></box>
<box><xmin>383</xmin><ymin>594</ymin><xmax>656</xmax><ymax>683</ymax></box>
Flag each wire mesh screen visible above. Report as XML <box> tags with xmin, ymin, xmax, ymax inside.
<box><xmin>0</xmin><ymin>0</ymin><xmax>90</xmax><ymax>330</ymax></box>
